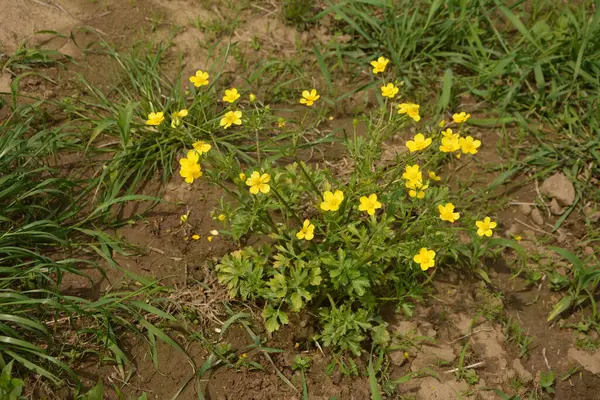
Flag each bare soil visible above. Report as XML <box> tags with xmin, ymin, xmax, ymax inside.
<box><xmin>3</xmin><ymin>1</ymin><xmax>600</xmax><ymax>399</ymax></box>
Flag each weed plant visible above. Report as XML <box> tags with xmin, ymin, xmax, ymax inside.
<box><xmin>178</xmin><ymin>59</ymin><xmax>505</xmax><ymax>354</ymax></box>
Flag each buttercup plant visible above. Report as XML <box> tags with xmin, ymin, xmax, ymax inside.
<box><xmin>186</xmin><ymin>57</ymin><xmax>497</xmax><ymax>355</ymax></box>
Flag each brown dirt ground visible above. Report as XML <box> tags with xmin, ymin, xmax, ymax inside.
<box><xmin>3</xmin><ymin>1</ymin><xmax>600</xmax><ymax>399</ymax></box>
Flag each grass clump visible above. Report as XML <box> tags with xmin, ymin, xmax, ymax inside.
<box><xmin>317</xmin><ymin>0</ymin><xmax>600</xmax><ymax>196</ymax></box>
<box><xmin>0</xmin><ymin>92</ymin><xmax>182</xmax><ymax>391</ymax></box>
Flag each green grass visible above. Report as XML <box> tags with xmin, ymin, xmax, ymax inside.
<box><xmin>0</xmin><ymin>93</ymin><xmax>183</xmax><ymax>392</ymax></box>
<box><xmin>316</xmin><ymin>0</ymin><xmax>600</xmax><ymax>196</ymax></box>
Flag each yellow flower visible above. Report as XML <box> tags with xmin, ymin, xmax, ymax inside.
<box><xmin>207</xmin><ymin>236</ymin><xmax>213</xmax><ymax>242</ymax></box>
<box><xmin>453</xmin><ymin>112</ymin><xmax>471</xmax><ymax>123</ymax></box>
<box><xmin>170</xmin><ymin>109</ymin><xmax>188</xmax><ymax>128</ymax></box>
<box><xmin>245</xmin><ymin>171</ymin><xmax>271</xmax><ymax>194</ymax></box>
<box><xmin>438</xmin><ymin>203</ymin><xmax>460</xmax><ymax>223</ymax></box>
<box><xmin>397</xmin><ymin>103</ymin><xmax>421</xmax><ymax>122</ymax></box>
<box><xmin>402</xmin><ymin>164</ymin><xmax>422</xmax><ymax>183</ymax></box>
<box><xmin>439</xmin><ymin>135</ymin><xmax>461</xmax><ymax>153</ymax></box>
<box><xmin>370</xmin><ymin>56</ymin><xmax>389</xmax><ymax>74</ymax></box>
<box><xmin>358</xmin><ymin>194</ymin><xmax>382</xmax><ymax>216</ymax></box>
<box><xmin>413</xmin><ymin>247</ymin><xmax>436</xmax><ymax>271</ymax></box>
<box><xmin>223</xmin><ymin>88</ymin><xmax>241</xmax><ymax>103</ymax></box>
<box><xmin>218</xmin><ymin>214</ymin><xmax>226</xmax><ymax>221</ymax></box>
<box><xmin>406</xmin><ymin>133</ymin><xmax>432</xmax><ymax>152</ymax></box>
<box><xmin>406</xmin><ymin>180</ymin><xmax>428</xmax><ymax>199</ymax></box>
<box><xmin>300</xmin><ymin>89</ymin><xmax>320</xmax><ymax>106</ymax></box>
<box><xmin>439</xmin><ymin>120</ymin><xmax>446</xmax><ymax>128</ymax></box>
<box><xmin>189</xmin><ymin>70</ymin><xmax>209</xmax><ymax>87</ymax></box>
<box><xmin>179</xmin><ymin>150</ymin><xmax>202</xmax><ymax>184</ymax></box>
<box><xmin>459</xmin><ymin>136</ymin><xmax>481</xmax><ymax>155</ymax></box>
<box><xmin>146</xmin><ymin>111</ymin><xmax>165</xmax><ymax>126</ymax></box>
<box><xmin>441</xmin><ymin>128</ymin><xmax>459</xmax><ymax>139</ymax></box>
<box><xmin>380</xmin><ymin>83</ymin><xmax>399</xmax><ymax>99</ymax></box>
<box><xmin>476</xmin><ymin>217</ymin><xmax>497</xmax><ymax>237</ymax></box>
<box><xmin>249</xmin><ymin>93</ymin><xmax>257</xmax><ymax>102</ymax></box>
<box><xmin>192</xmin><ymin>140</ymin><xmax>211</xmax><ymax>154</ymax></box>
<box><xmin>428</xmin><ymin>171</ymin><xmax>441</xmax><ymax>181</ymax></box>
<box><xmin>296</xmin><ymin>219</ymin><xmax>315</xmax><ymax>241</ymax></box>
<box><xmin>192</xmin><ymin>234</ymin><xmax>200</xmax><ymax>240</ymax></box>
<box><xmin>220</xmin><ymin>110</ymin><xmax>242</xmax><ymax>129</ymax></box>
<box><xmin>180</xmin><ymin>213</ymin><xmax>189</xmax><ymax>223</ymax></box>
<box><xmin>514</xmin><ymin>235</ymin><xmax>522</xmax><ymax>241</ymax></box>
<box><xmin>239</xmin><ymin>172</ymin><xmax>247</xmax><ymax>182</ymax></box>
<box><xmin>320</xmin><ymin>190</ymin><xmax>344</xmax><ymax>212</ymax></box>
<box><xmin>277</xmin><ymin>118</ymin><xmax>286</xmax><ymax>128</ymax></box>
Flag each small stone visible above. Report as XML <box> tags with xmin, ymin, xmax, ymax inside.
<box><xmin>568</xmin><ymin>348</ymin><xmax>600</xmax><ymax>374</ymax></box>
<box><xmin>530</xmin><ymin>208</ymin><xmax>544</xmax><ymax>226</ymax></box>
<box><xmin>540</xmin><ymin>173</ymin><xmax>575</xmax><ymax>206</ymax></box>
<box><xmin>393</xmin><ymin>321</ymin><xmax>418</xmax><ymax>336</ymax></box>
<box><xmin>419</xmin><ymin>322</ymin><xmax>437</xmax><ymax>338</ymax></box>
<box><xmin>518</xmin><ymin>204</ymin><xmax>532</xmax><ymax>216</ymax></box>
<box><xmin>388</xmin><ymin>350</ymin><xmax>407</xmax><ymax>366</ymax></box>
<box><xmin>0</xmin><ymin>73</ymin><xmax>11</xmax><ymax>93</ymax></box>
<box><xmin>549</xmin><ymin>198</ymin><xmax>565</xmax><ymax>215</ymax></box>
<box><xmin>512</xmin><ymin>359</ymin><xmax>534</xmax><ymax>384</ymax></box>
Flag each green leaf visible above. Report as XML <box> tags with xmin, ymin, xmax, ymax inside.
<box><xmin>436</xmin><ymin>68</ymin><xmax>453</xmax><ymax>113</ymax></box>
<box><xmin>548</xmin><ymin>296</ymin><xmax>573</xmax><ymax>321</ymax></box>
<box><xmin>351</xmin><ymin>276</ymin><xmax>370</xmax><ymax>297</ymax></box>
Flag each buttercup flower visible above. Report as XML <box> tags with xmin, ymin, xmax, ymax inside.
<box><xmin>380</xmin><ymin>83</ymin><xmax>399</xmax><ymax>99</ymax></box>
<box><xmin>146</xmin><ymin>111</ymin><xmax>164</xmax><ymax>126</ymax></box>
<box><xmin>171</xmin><ymin>109</ymin><xmax>188</xmax><ymax>128</ymax></box>
<box><xmin>453</xmin><ymin>112</ymin><xmax>471</xmax><ymax>123</ymax></box>
<box><xmin>442</xmin><ymin>128</ymin><xmax>459</xmax><ymax>139</ymax></box>
<box><xmin>439</xmin><ymin>120</ymin><xmax>446</xmax><ymax>128</ymax></box>
<box><xmin>428</xmin><ymin>171</ymin><xmax>441</xmax><ymax>181</ymax></box>
<box><xmin>438</xmin><ymin>203</ymin><xmax>460</xmax><ymax>223</ymax></box>
<box><xmin>239</xmin><ymin>172</ymin><xmax>247</xmax><ymax>182</ymax></box>
<box><xmin>189</xmin><ymin>70</ymin><xmax>209</xmax><ymax>87</ymax></box>
<box><xmin>358</xmin><ymin>194</ymin><xmax>382</xmax><ymax>216</ymax></box>
<box><xmin>180</xmin><ymin>213</ymin><xmax>189</xmax><ymax>223</ymax></box>
<box><xmin>370</xmin><ymin>56</ymin><xmax>389</xmax><ymax>74</ymax></box>
<box><xmin>249</xmin><ymin>93</ymin><xmax>257</xmax><ymax>102</ymax></box>
<box><xmin>406</xmin><ymin>180</ymin><xmax>428</xmax><ymax>199</ymax></box>
<box><xmin>223</xmin><ymin>88</ymin><xmax>241</xmax><ymax>103</ymax></box>
<box><xmin>439</xmin><ymin>135</ymin><xmax>461</xmax><ymax>153</ymax></box>
<box><xmin>192</xmin><ymin>234</ymin><xmax>200</xmax><ymax>240</ymax></box>
<box><xmin>320</xmin><ymin>190</ymin><xmax>344</xmax><ymax>212</ymax></box>
<box><xmin>193</xmin><ymin>140</ymin><xmax>211</xmax><ymax>154</ymax></box>
<box><xmin>402</xmin><ymin>164</ymin><xmax>422</xmax><ymax>183</ymax></box>
<box><xmin>300</xmin><ymin>89</ymin><xmax>320</xmax><ymax>106</ymax></box>
<box><xmin>296</xmin><ymin>219</ymin><xmax>315</xmax><ymax>241</ymax></box>
<box><xmin>476</xmin><ymin>217</ymin><xmax>497</xmax><ymax>237</ymax></box>
<box><xmin>277</xmin><ymin>118</ymin><xmax>286</xmax><ymax>128</ymax></box>
<box><xmin>179</xmin><ymin>150</ymin><xmax>202</xmax><ymax>184</ymax></box>
<box><xmin>220</xmin><ymin>111</ymin><xmax>242</xmax><ymax>129</ymax></box>
<box><xmin>413</xmin><ymin>247</ymin><xmax>436</xmax><ymax>271</ymax></box>
<box><xmin>406</xmin><ymin>133</ymin><xmax>432</xmax><ymax>152</ymax></box>
<box><xmin>398</xmin><ymin>103</ymin><xmax>421</xmax><ymax>122</ymax></box>
<box><xmin>459</xmin><ymin>136</ymin><xmax>481</xmax><ymax>155</ymax></box>
<box><xmin>246</xmin><ymin>171</ymin><xmax>271</xmax><ymax>194</ymax></box>
<box><xmin>218</xmin><ymin>214</ymin><xmax>226</xmax><ymax>221</ymax></box>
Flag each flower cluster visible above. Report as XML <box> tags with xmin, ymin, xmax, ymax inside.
<box><xmin>171</xmin><ymin>58</ymin><xmax>502</xmax><ymax>350</ymax></box>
